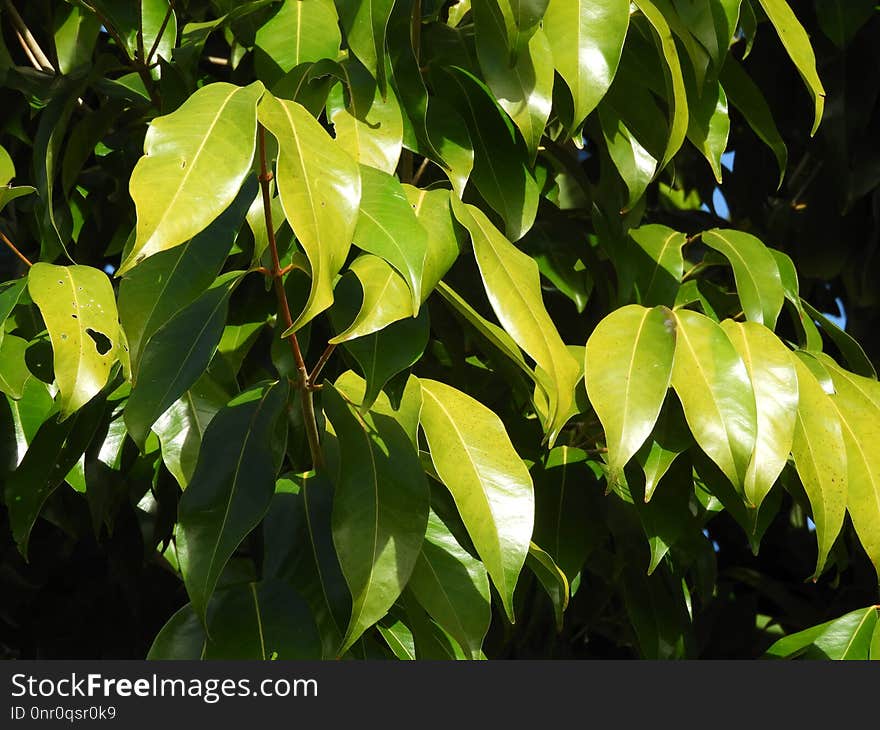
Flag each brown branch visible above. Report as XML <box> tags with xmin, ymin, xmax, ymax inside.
<box><xmin>258</xmin><ymin>125</ymin><xmax>324</xmax><ymax>469</ymax></box>
<box><xmin>410</xmin><ymin>157</ymin><xmax>430</xmax><ymax>187</ymax></box>
<box><xmin>0</xmin><ymin>230</ymin><xmax>33</xmax><ymax>268</ymax></box>
<box><xmin>309</xmin><ymin>344</ymin><xmax>336</xmax><ymax>384</ymax></box>
<box><xmin>4</xmin><ymin>0</ymin><xmax>54</xmax><ymax>72</ymax></box>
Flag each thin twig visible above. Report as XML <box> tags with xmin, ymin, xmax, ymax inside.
<box><xmin>309</xmin><ymin>344</ymin><xmax>336</xmax><ymax>384</ymax></box>
<box><xmin>258</xmin><ymin>125</ymin><xmax>324</xmax><ymax>469</ymax></box>
<box><xmin>145</xmin><ymin>1</ymin><xmax>174</xmax><ymax>65</ymax></box>
<box><xmin>14</xmin><ymin>29</ymin><xmax>42</xmax><ymax>70</ymax></box>
<box><xmin>0</xmin><ymin>230</ymin><xmax>33</xmax><ymax>268</ymax></box>
<box><xmin>4</xmin><ymin>0</ymin><xmax>54</xmax><ymax>71</ymax></box>
<box><xmin>410</xmin><ymin>157</ymin><xmax>430</xmax><ymax>187</ymax></box>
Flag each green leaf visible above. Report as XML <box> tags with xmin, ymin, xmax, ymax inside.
<box><xmin>403</xmin><ymin>186</ymin><xmax>462</xmax><ymax>303</ymax></box>
<box><xmin>543</xmin><ymin>0</ymin><xmax>630</xmax><ymax>133</ymax></box>
<box><xmin>418</xmin><ymin>378</ymin><xmax>534</xmax><ymax>623</ymax></box>
<box><xmin>474</xmin><ymin>3</ymin><xmax>554</xmax><ymax>161</ymax></box>
<box><xmin>452</xmin><ymin>199</ymin><xmax>580</xmax><ymax>443</ymax></box>
<box><xmin>5</xmin><ymin>394</ymin><xmax>106</xmax><ymax>558</ymax></box>
<box><xmin>28</xmin><ymin>263</ymin><xmax>121</xmax><ymax>418</ymax></box>
<box><xmin>338</xmin><ymin>0</ymin><xmax>396</xmax><ymax>95</ymax></box>
<box><xmin>352</xmin><ymin>166</ymin><xmax>429</xmax><ymax>312</ymax></box>
<box><xmin>756</xmin><ymin>0</ymin><xmax>826</xmax><ymax>136</ymax></box>
<box><xmin>821</xmin><ymin>360</ymin><xmax>880</xmax><ymax>580</ymax></box>
<box><xmin>203</xmin><ymin>580</ymin><xmax>321</xmax><ymax>659</ymax></box>
<box><xmin>259</xmin><ymin>93</ymin><xmax>361</xmax><ymax>333</ymax></box>
<box><xmin>815</xmin><ymin>0</ymin><xmax>876</xmax><ymax>49</ymax></box>
<box><xmin>720</xmin><ymin>56</ymin><xmax>788</xmax><ymax>187</ymax></box>
<box><xmin>153</xmin><ymin>373</ymin><xmax>230</xmax><ymax>489</ymax></box>
<box><xmin>262</xmin><ymin>471</ymin><xmax>351</xmax><ymax>658</ymax></box>
<box><xmin>629</xmin><ymin>225</ymin><xmax>687</xmax><ymax>308</ymax></box>
<box><xmin>328</xmin><ymin>58</ymin><xmax>404</xmax><ymax>174</ymax></box>
<box><xmin>766</xmin><ymin>606</ymin><xmax>879</xmax><ymax>660</ymax></box>
<box><xmin>671</xmin><ymin>309</ymin><xmax>757</xmax><ymax>491</ymax></box>
<box><xmin>671</xmin><ymin>0</ymin><xmax>739</xmax><ymax>71</ymax></box>
<box><xmin>433</xmin><ymin>67</ymin><xmax>539</xmax><ymax>241</ymax></box>
<box><xmin>685</xmin><ymin>77</ymin><xmax>729</xmax><ymax>184</ymax></box>
<box><xmin>771</xmin><ymin>249</ymin><xmax>821</xmax><ymax>350</ymax></box>
<box><xmin>633</xmin><ymin>0</ymin><xmax>689</xmax><ymax>169</ymax></box>
<box><xmin>53</xmin><ymin>4</ymin><xmax>101</xmax><ymax>75</ymax></box>
<box><xmin>125</xmin><ymin>277</ymin><xmax>236</xmax><ymax>449</ymax></box>
<box><xmin>120</xmin><ymin>81</ymin><xmax>264</xmax><ymax>274</ymax></box>
<box><xmin>526</xmin><ymin>542</ymin><xmax>569</xmax><ymax>631</ymax></box>
<box><xmin>119</xmin><ymin>178</ymin><xmax>256</xmax><ymax>370</ymax></box>
<box><xmin>789</xmin><ymin>354</ymin><xmax>847</xmax><ymax>577</ymax></box>
<box><xmin>701</xmin><ymin>229</ymin><xmax>785</xmax><ymax>329</ymax></box>
<box><xmin>254</xmin><ymin>0</ymin><xmax>341</xmax><ymax>85</ymax></box>
<box><xmin>407</xmin><ymin>509</ymin><xmax>491</xmax><ymax>660</ymax></box>
<box><xmin>585</xmin><ymin>305</ymin><xmax>677</xmax><ymax>486</ymax></box>
<box><xmin>0</xmin><ymin>145</ymin><xmax>14</xmax><ymax>183</ymax></box>
<box><xmin>0</xmin><ymin>335</ymin><xmax>31</xmax><ymax>400</ymax></box>
<box><xmin>801</xmin><ymin>299</ymin><xmax>876</xmax><ymax>379</ymax></box>
<box><xmin>599</xmin><ymin>105</ymin><xmax>657</xmax><ymax>210</ymax></box>
<box><xmin>177</xmin><ymin>380</ymin><xmax>290</xmax><ymax>623</ymax></box>
<box><xmin>147</xmin><ymin>604</ymin><xmax>206</xmax><ymax>659</ymax></box>
<box><xmin>426</xmin><ymin>99</ymin><xmax>475</xmax><ymax>197</ymax></box>
<box><xmin>377</xmin><ymin>620</ymin><xmax>416</xmax><ymax>659</ymax></box>
<box><xmin>636</xmin><ymin>397</ymin><xmax>692</xmax><ymax>501</ymax></box>
<box><xmin>323</xmin><ymin>382</ymin><xmax>429</xmax><ymax>654</ymax></box>
<box><xmin>721</xmin><ymin>321</ymin><xmax>798</xmax><ymax>510</ymax></box>
<box><xmin>329</xmin><ymin>255</ymin><xmax>413</xmax><ymax>342</ymax></box>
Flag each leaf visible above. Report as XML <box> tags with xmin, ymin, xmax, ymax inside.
<box><xmin>629</xmin><ymin>225</ymin><xmax>687</xmax><ymax>308</ymax></box>
<box><xmin>671</xmin><ymin>0</ymin><xmax>739</xmax><ymax>71</ymax></box>
<box><xmin>259</xmin><ymin>93</ymin><xmax>361</xmax><ymax>333</ymax></box>
<box><xmin>262</xmin><ymin>471</ymin><xmax>351</xmax><ymax>658</ymax></box>
<box><xmin>771</xmin><ymin>249</ymin><xmax>821</xmax><ymax>350</ymax></box>
<box><xmin>473</xmin><ymin>3</ymin><xmax>554</xmax><ymax>160</ymax></box>
<box><xmin>671</xmin><ymin>309</ymin><xmax>757</xmax><ymax>491</ymax></box>
<box><xmin>5</xmin><ymin>394</ymin><xmax>106</xmax><ymax>558</ymax></box>
<box><xmin>426</xmin><ymin>99</ymin><xmax>475</xmax><ymax>197</ymax></box>
<box><xmin>254</xmin><ymin>0</ymin><xmax>341</xmax><ymax>85</ymax></box>
<box><xmin>28</xmin><ymin>263</ymin><xmax>121</xmax><ymax>418</ymax></box>
<box><xmin>329</xmin><ymin>255</ymin><xmax>413</xmax><ymax>342</ymax></box>
<box><xmin>337</xmin><ymin>0</ymin><xmax>396</xmax><ymax>95</ymax></box>
<box><xmin>0</xmin><ymin>278</ymin><xmax>27</xmax><ymax>347</ymax></box>
<box><xmin>720</xmin><ymin>56</ymin><xmax>788</xmax><ymax>187</ymax></box>
<box><xmin>526</xmin><ymin>542</ymin><xmax>569</xmax><ymax>631</ymax></box>
<box><xmin>633</xmin><ymin>0</ymin><xmax>689</xmax><ymax>169</ymax></box>
<box><xmin>756</xmin><ymin>0</ymin><xmax>826</xmax><ymax>135</ymax></box>
<box><xmin>0</xmin><ymin>336</ymin><xmax>31</xmax><ymax>400</ymax></box>
<box><xmin>452</xmin><ymin>199</ymin><xmax>580</xmax><ymax>443</ymax></box>
<box><xmin>821</xmin><ymin>360</ymin><xmax>880</xmax><ymax>580</ymax></box>
<box><xmin>407</xmin><ymin>509</ymin><xmax>491</xmax><ymax>660</ymax></box>
<box><xmin>789</xmin><ymin>355</ymin><xmax>847</xmax><ymax>577</ymax></box>
<box><xmin>701</xmin><ymin>229</ymin><xmax>785</xmax><ymax>329</ymax></box>
<box><xmin>815</xmin><ymin>0</ymin><xmax>876</xmax><ymax>49</ymax></box>
<box><xmin>543</xmin><ymin>0</ymin><xmax>630</xmax><ymax>133</ymax></box>
<box><xmin>801</xmin><ymin>299</ymin><xmax>876</xmax><ymax>379</ymax></box>
<box><xmin>202</xmin><ymin>580</ymin><xmax>321</xmax><ymax>659</ymax></box>
<box><xmin>352</xmin><ymin>166</ymin><xmax>429</xmax><ymax>313</ymax></box>
<box><xmin>721</xmin><ymin>321</ymin><xmax>798</xmax><ymax>510</ymax></box>
<box><xmin>120</xmin><ymin>81</ymin><xmax>264</xmax><ymax>274</ymax></box>
<box><xmin>685</xmin><ymin>77</ymin><xmax>729</xmax><ymax>184</ymax></box>
<box><xmin>53</xmin><ymin>4</ymin><xmax>101</xmax><ymax>75</ymax></box>
<box><xmin>418</xmin><ymin>378</ymin><xmax>534</xmax><ymax>622</ymax></box>
<box><xmin>377</xmin><ymin>620</ymin><xmax>416</xmax><ymax>660</ymax></box>
<box><xmin>403</xmin><ymin>186</ymin><xmax>462</xmax><ymax>303</ymax></box>
<box><xmin>328</xmin><ymin>57</ymin><xmax>404</xmax><ymax>174</ymax></box>
<box><xmin>152</xmin><ymin>373</ymin><xmax>230</xmax><ymax>489</ymax></box>
<box><xmin>124</xmin><ymin>277</ymin><xmax>236</xmax><ymax>449</ymax></box>
<box><xmin>599</xmin><ymin>105</ymin><xmax>657</xmax><ymax>210</ymax></box>
<box><xmin>636</xmin><ymin>397</ymin><xmax>692</xmax><ymax>501</ymax></box>
<box><xmin>177</xmin><ymin>380</ymin><xmax>289</xmax><ymax>623</ymax></box>
<box><xmin>766</xmin><ymin>606</ymin><xmax>879</xmax><ymax>660</ymax></box>
<box><xmin>118</xmin><ymin>178</ymin><xmax>256</xmax><ymax>370</ymax></box>
<box><xmin>324</xmin><ymin>381</ymin><xmax>429</xmax><ymax>654</ymax></box>
<box><xmin>585</xmin><ymin>305</ymin><xmax>677</xmax><ymax>486</ymax></box>
<box><xmin>433</xmin><ymin>67</ymin><xmax>539</xmax><ymax>241</ymax></box>
<box><xmin>147</xmin><ymin>604</ymin><xmax>206</xmax><ymax>659</ymax></box>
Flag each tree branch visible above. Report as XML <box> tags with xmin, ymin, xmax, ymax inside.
<box><xmin>0</xmin><ymin>229</ymin><xmax>33</xmax><ymax>268</ymax></box>
<box><xmin>4</xmin><ymin>0</ymin><xmax>54</xmax><ymax>72</ymax></box>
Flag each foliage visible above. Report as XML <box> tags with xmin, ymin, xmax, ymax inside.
<box><xmin>1</xmin><ymin>0</ymin><xmax>879</xmax><ymax>660</ymax></box>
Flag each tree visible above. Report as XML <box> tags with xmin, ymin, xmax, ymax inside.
<box><xmin>1</xmin><ymin>0</ymin><xmax>878</xmax><ymax>661</ymax></box>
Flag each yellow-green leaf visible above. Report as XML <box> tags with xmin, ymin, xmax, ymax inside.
<box><xmin>259</xmin><ymin>93</ymin><xmax>361</xmax><ymax>333</ymax></box>
<box><xmin>671</xmin><ymin>309</ymin><xmax>757</xmax><ymax>491</ymax></box>
<box><xmin>757</xmin><ymin>0</ymin><xmax>826</xmax><ymax>135</ymax></box>
<box><xmin>790</xmin><ymin>354</ymin><xmax>847</xmax><ymax>577</ymax></box>
<box><xmin>418</xmin><ymin>378</ymin><xmax>534</xmax><ymax>623</ymax></box>
<box><xmin>452</xmin><ymin>198</ymin><xmax>580</xmax><ymax>443</ymax></box>
<box><xmin>120</xmin><ymin>81</ymin><xmax>264</xmax><ymax>274</ymax></box>
<box><xmin>28</xmin><ymin>263</ymin><xmax>121</xmax><ymax>418</ymax></box>
<box><xmin>722</xmin><ymin>321</ymin><xmax>798</xmax><ymax>510</ymax></box>
<box><xmin>585</xmin><ymin>305</ymin><xmax>676</xmax><ymax>486</ymax></box>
